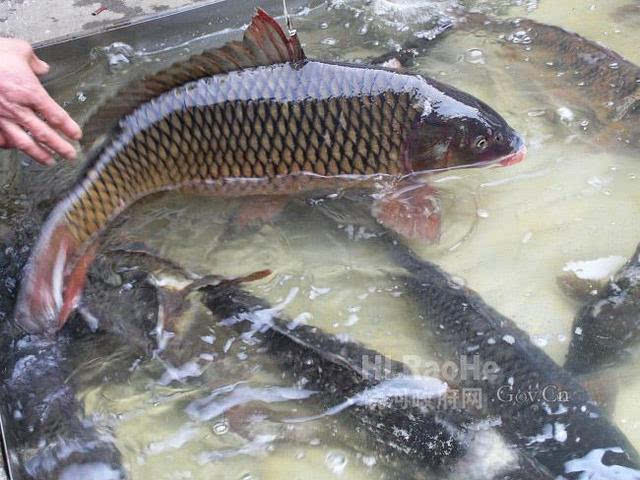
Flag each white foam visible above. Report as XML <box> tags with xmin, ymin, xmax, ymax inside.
<box><xmin>185</xmin><ymin>383</ymin><xmax>316</xmax><ymax>422</ymax></box>
<box><xmin>59</xmin><ymin>463</ymin><xmax>122</xmax><ymax>480</ymax></box>
<box><xmin>197</xmin><ymin>434</ymin><xmax>277</xmax><ymax>464</ymax></box>
<box><xmin>564</xmin><ymin>447</ymin><xmax>640</xmax><ymax>479</ymax></box>
<box><xmin>563</xmin><ymin>256</ymin><xmax>627</xmax><ymax>280</ymax></box>
<box><xmin>285</xmin><ymin>375</ymin><xmax>447</xmax><ymax>423</ymax></box>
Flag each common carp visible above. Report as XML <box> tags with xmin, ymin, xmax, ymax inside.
<box><xmin>564</xmin><ymin>243</ymin><xmax>640</xmax><ymax>374</ymax></box>
<box><xmin>14</xmin><ymin>9</ymin><xmax>525</xmax><ymax>336</ymax></box>
<box><xmin>201</xmin><ymin>281</ymin><xmax>554</xmax><ymax>479</ymax></box>
<box><xmin>383</xmin><ymin>236</ymin><xmax>640</xmax><ymax>479</ymax></box>
<box><xmin>460</xmin><ymin>14</ymin><xmax>640</xmax><ymax>148</ymax></box>
<box><xmin>0</xmin><ymin>328</ymin><xmax>126</xmax><ymax>480</ymax></box>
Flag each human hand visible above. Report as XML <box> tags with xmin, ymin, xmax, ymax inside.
<box><xmin>0</xmin><ymin>38</ymin><xmax>82</xmax><ymax>165</ymax></box>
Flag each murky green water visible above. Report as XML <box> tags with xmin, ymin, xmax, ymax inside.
<box><xmin>3</xmin><ymin>0</ymin><xmax>640</xmax><ymax>478</ymax></box>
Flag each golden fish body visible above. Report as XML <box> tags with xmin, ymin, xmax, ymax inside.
<box><xmin>15</xmin><ymin>10</ymin><xmax>524</xmax><ymax>334</ymax></box>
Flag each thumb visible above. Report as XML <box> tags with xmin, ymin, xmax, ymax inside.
<box><xmin>30</xmin><ymin>53</ymin><xmax>50</xmax><ymax>76</ymax></box>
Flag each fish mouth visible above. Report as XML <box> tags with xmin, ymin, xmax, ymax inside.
<box><xmin>497</xmin><ymin>145</ymin><xmax>527</xmax><ymax>167</ymax></box>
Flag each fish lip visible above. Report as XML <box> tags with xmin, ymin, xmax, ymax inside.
<box><xmin>497</xmin><ymin>145</ymin><xmax>527</xmax><ymax>167</ymax></box>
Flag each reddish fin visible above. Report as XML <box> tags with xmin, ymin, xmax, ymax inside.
<box><xmin>231</xmin><ymin>196</ymin><xmax>288</xmax><ymax>227</ymax></box>
<box><xmin>82</xmin><ymin>8</ymin><xmax>305</xmax><ymax>149</ymax></box>
<box><xmin>14</xmin><ymin>224</ymin><xmax>86</xmax><ymax>334</ymax></box>
<box><xmin>372</xmin><ymin>183</ymin><xmax>442</xmax><ymax>242</ymax></box>
<box><xmin>57</xmin><ymin>244</ymin><xmax>97</xmax><ymax>329</ymax></box>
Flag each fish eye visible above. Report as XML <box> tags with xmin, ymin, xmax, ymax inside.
<box><xmin>474</xmin><ymin>136</ymin><xmax>488</xmax><ymax>151</ymax></box>
<box><xmin>495</xmin><ymin>133</ymin><xmax>504</xmax><ymax>143</ymax></box>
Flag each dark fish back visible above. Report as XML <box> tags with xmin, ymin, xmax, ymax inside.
<box><xmin>385</xmin><ymin>240</ymin><xmax>640</xmax><ymax>478</ymax></box>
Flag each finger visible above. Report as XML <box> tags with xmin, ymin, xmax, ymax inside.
<box><xmin>0</xmin><ymin>119</ymin><xmax>54</xmax><ymax>166</ymax></box>
<box><xmin>30</xmin><ymin>53</ymin><xmax>50</xmax><ymax>76</ymax></box>
<box><xmin>15</xmin><ymin>108</ymin><xmax>77</xmax><ymax>160</ymax></box>
<box><xmin>28</xmin><ymin>87</ymin><xmax>82</xmax><ymax>140</ymax></box>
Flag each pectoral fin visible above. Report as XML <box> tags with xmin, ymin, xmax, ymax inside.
<box><xmin>371</xmin><ymin>182</ymin><xmax>442</xmax><ymax>242</ymax></box>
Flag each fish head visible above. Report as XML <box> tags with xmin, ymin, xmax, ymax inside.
<box><xmin>404</xmin><ymin>79</ymin><xmax>526</xmax><ymax>172</ymax></box>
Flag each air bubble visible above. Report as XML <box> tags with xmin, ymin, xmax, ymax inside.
<box><xmin>212</xmin><ymin>420</ymin><xmax>229</xmax><ymax>435</ymax></box>
<box><xmin>326</xmin><ymin>451</ymin><xmax>348</xmax><ymax>475</ymax></box>
<box><xmin>464</xmin><ymin>48</ymin><xmax>485</xmax><ymax>65</ymax></box>
<box><xmin>92</xmin><ymin>42</ymin><xmax>135</xmax><ymax>73</ymax></box>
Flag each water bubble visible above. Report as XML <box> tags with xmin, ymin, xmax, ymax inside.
<box><xmin>212</xmin><ymin>420</ymin><xmax>229</xmax><ymax>435</ymax></box>
<box><xmin>93</xmin><ymin>41</ymin><xmax>135</xmax><ymax>73</ymax></box>
<box><xmin>464</xmin><ymin>48</ymin><xmax>485</xmax><ymax>65</ymax></box>
<box><xmin>326</xmin><ymin>451</ymin><xmax>348</xmax><ymax>475</ymax></box>
<box><xmin>556</xmin><ymin>107</ymin><xmax>574</xmax><ymax>125</ymax></box>
<box><xmin>76</xmin><ymin>91</ymin><xmax>87</xmax><ymax>103</ymax></box>
<box><xmin>362</xmin><ymin>455</ymin><xmax>377</xmax><ymax>467</ymax></box>
<box><xmin>321</xmin><ymin>37</ymin><xmax>337</xmax><ymax>46</ymax></box>
<box><xmin>508</xmin><ymin>30</ymin><xmax>531</xmax><ymax>45</ymax></box>
<box><xmin>320</xmin><ymin>22</ymin><xmax>329</xmax><ymax>29</ymax></box>
<box><xmin>609</xmin><ymin>62</ymin><xmax>620</xmax><ymax>70</ymax></box>
<box><xmin>476</xmin><ymin>209</ymin><xmax>489</xmax><ymax>218</ymax></box>
<box><xmin>527</xmin><ymin>109</ymin><xmax>546</xmax><ymax>117</ymax></box>
<box><xmin>240</xmin><ymin>474</ymin><xmax>255</xmax><ymax>480</ymax></box>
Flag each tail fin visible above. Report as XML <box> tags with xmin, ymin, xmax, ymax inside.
<box><xmin>14</xmin><ymin>221</ymin><xmax>95</xmax><ymax>335</ymax></box>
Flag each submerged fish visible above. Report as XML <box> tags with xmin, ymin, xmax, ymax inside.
<box><xmin>201</xmin><ymin>281</ymin><xmax>554</xmax><ymax>479</ymax></box>
<box><xmin>0</xmin><ymin>325</ymin><xmax>126</xmax><ymax>480</ymax></box>
<box><xmin>14</xmin><ymin>9</ymin><xmax>525</xmax><ymax>335</ymax></box>
<box><xmin>383</xmin><ymin>238</ymin><xmax>640</xmax><ymax>479</ymax></box>
<box><xmin>564</xmin><ymin>243</ymin><xmax>640</xmax><ymax>374</ymax></box>
<box><xmin>461</xmin><ymin>14</ymin><xmax>640</xmax><ymax>147</ymax></box>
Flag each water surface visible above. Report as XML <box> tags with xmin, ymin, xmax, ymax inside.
<box><xmin>2</xmin><ymin>0</ymin><xmax>640</xmax><ymax>478</ymax></box>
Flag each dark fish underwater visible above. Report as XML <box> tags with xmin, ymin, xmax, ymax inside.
<box><xmin>383</xmin><ymin>237</ymin><xmax>640</xmax><ymax>479</ymax></box>
<box><xmin>460</xmin><ymin>14</ymin><xmax>640</xmax><ymax>148</ymax></box>
<box><xmin>200</xmin><ymin>280</ymin><xmax>556</xmax><ymax>479</ymax></box>
<box><xmin>13</xmin><ymin>8</ymin><xmax>525</xmax><ymax>336</ymax></box>
<box><xmin>564</xmin><ymin>242</ymin><xmax>640</xmax><ymax>375</ymax></box>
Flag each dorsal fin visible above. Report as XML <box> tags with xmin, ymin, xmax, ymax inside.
<box><xmin>81</xmin><ymin>8</ymin><xmax>305</xmax><ymax>149</ymax></box>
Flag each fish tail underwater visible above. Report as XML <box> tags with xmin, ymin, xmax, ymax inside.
<box><xmin>12</xmin><ymin>8</ymin><xmax>524</xmax><ymax>337</ymax></box>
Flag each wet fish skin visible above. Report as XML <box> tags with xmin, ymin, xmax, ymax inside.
<box><xmin>385</xmin><ymin>241</ymin><xmax>640</xmax><ymax>479</ymax></box>
<box><xmin>14</xmin><ymin>9</ymin><xmax>524</xmax><ymax>336</ymax></box>
<box><xmin>565</xmin><ymin>243</ymin><xmax>640</xmax><ymax>374</ymax></box>
<box><xmin>201</xmin><ymin>282</ymin><xmax>474</xmax><ymax>471</ymax></box>
<box><xmin>461</xmin><ymin>14</ymin><xmax>640</xmax><ymax>146</ymax></box>
<box><xmin>0</xmin><ymin>327</ymin><xmax>126</xmax><ymax>480</ymax></box>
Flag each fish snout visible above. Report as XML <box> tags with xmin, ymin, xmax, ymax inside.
<box><xmin>498</xmin><ymin>134</ymin><xmax>527</xmax><ymax>166</ymax></box>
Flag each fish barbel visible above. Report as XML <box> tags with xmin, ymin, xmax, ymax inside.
<box><xmin>14</xmin><ymin>9</ymin><xmax>525</xmax><ymax>335</ymax></box>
